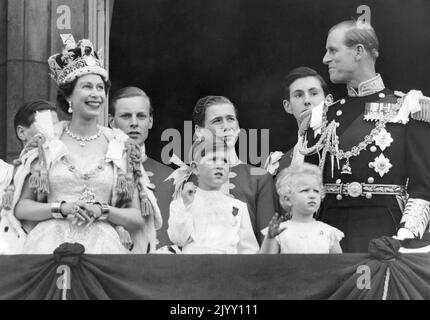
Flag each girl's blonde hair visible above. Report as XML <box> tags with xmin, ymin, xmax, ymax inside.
<box><xmin>276</xmin><ymin>163</ymin><xmax>325</xmax><ymax>211</ymax></box>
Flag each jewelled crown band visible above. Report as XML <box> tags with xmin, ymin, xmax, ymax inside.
<box><xmin>48</xmin><ymin>36</ymin><xmax>108</xmax><ymax>86</ymax></box>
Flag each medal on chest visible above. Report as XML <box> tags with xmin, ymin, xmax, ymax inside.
<box><xmin>325</xmin><ymin>105</ymin><xmax>395</xmax><ymax>177</ymax></box>
<box><xmin>369</xmin><ymin>153</ymin><xmax>393</xmax><ymax>177</ymax></box>
<box><xmin>373</xmin><ymin>128</ymin><xmax>393</xmax><ymax>151</ymax></box>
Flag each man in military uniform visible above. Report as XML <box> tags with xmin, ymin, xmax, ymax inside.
<box><xmin>264</xmin><ymin>67</ymin><xmax>332</xmax><ymax>176</ymax></box>
<box><xmin>109</xmin><ymin>87</ymin><xmax>174</xmax><ymax>249</ymax></box>
<box><xmin>302</xmin><ymin>20</ymin><xmax>430</xmax><ymax>252</ymax></box>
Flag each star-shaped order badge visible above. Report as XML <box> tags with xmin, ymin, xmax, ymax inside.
<box><xmin>373</xmin><ymin>128</ymin><xmax>393</xmax><ymax>151</ymax></box>
<box><xmin>370</xmin><ymin>154</ymin><xmax>393</xmax><ymax>177</ymax></box>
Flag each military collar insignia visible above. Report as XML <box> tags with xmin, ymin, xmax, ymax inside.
<box><xmin>347</xmin><ymin>74</ymin><xmax>385</xmax><ymax>97</ymax></box>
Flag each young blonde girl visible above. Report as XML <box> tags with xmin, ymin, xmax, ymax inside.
<box><xmin>260</xmin><ymin>163</ymin><xmax>343</xmax><ymax>254</ymax></box>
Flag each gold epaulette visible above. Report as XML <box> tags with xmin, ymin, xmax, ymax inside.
<box><xmin>411</xmin><ymin>98</ymin><xmax>430</xmax><ymax>122</ymax></box>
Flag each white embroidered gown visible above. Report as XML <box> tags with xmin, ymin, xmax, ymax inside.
<box><xmin>22</xmin><ymin>152</ymin><xmax>127</xmax><ymax>254</ymax></box>
<box><xmin>167</xmin><ymin>188</ymin><xmax>259</xmax><ymax>254</ymax></box>
<box><xmin>264</xmin><ymin>220</ymin><xmax>344</xmax><ymax>253</ymax></box>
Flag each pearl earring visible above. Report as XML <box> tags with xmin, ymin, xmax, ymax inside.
<box><xmin>68</xmin><ymin>101</ymin><xmax>73</xmax><ymax>114</ymax></box>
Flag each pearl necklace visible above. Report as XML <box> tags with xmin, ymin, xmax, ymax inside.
<box><xmin>65</xmin><ymin>126</ymin><xmax>101</xmax><ymax>147</ymax></box>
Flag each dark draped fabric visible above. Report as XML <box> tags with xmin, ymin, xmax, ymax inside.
<box><xmin>0</xmin><ymin>239</ymin><xmax>428</xmax><ymax>300</ymax></box>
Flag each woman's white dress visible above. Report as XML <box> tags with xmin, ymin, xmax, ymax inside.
<box><xmin>22</xmin><ymin>151</ymin><xmax>127</xmax><ymax>254</ymax></box>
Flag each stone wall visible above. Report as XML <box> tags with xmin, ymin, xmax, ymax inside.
<box><xmin>0</xmin><ymin>0</ymin><xmax>107</xmax><ymax>161</ymax></box>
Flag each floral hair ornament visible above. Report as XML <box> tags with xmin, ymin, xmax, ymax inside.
<box><xmin>48</xmin><ymin>34</ymin><xmax>108</xmax><ymax>86</ymax></box>
<box><xmin>165</xmin><ymin>154</ymin><xmax>198</xmax><ymax>200</ymax></box>
<box><xmin>165</xmin><ymin>132</ymin><xmax>228</xmax><ymax>199</ymax></box>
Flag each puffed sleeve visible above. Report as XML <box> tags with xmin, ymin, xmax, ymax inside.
<box><xmin>167</xmin><ymin>198</ymin><xmax>194</xmax><ymax>247</ymax></box>
<box><xmin>260</xmin><ymin>224</ymin><xmax>285</xmax><ymax>247</ymax></box>
<box><xmin>237</xmin><ymin>202</ymin><xmax>260</xmax><ymax>254</ymax></box>
<box><xmin>329</xmin><ymin>226</ymin><xmax>344</xmax><ymax>249</ymax></box>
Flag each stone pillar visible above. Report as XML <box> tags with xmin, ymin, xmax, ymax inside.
<box><xmin>2</xmin><ymin>0</ymin><xmax>110</xmax><ymax>161</ymax></box>
<box><xmin>6</xmin><ymin>0</ymin><xmax>51</xmax><ymax>160</ymax></box>
<box><xmin>0</xmin><ymin>0</ymin><xmax>7</xmax><ymax>159</ymax></box>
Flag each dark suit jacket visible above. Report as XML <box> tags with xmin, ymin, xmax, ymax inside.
<box><xmin>143</xmin><ymin>157</ymin><xmax>175</xmax><ymax>248</ymax></box>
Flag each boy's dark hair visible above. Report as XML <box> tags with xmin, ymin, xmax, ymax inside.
<box><xmin>283</xmin><ymin>67</ymin><xmax>329</xmax><ymax>100</ymax></box>
<box><xmin>14</xmin><ymin>100</ymin><xmax>57</xmax><ymax>141</ymax></box>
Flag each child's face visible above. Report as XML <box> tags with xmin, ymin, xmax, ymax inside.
<box><xmin>196</xmin><ymin>151</ymin><xmax>229</xmax><ymax>190</ymax></box>
<box><xmin>285</xmin><ymin>174</ymin><xmax>322</xmax><ymax>216</ymax></box>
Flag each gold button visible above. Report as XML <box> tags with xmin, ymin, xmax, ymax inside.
<box><xmin>336</xmin><ymin>179</ymin><xmax>341</xmax><ymax>184</ymax></box>
<box><xmin>365</xmin><ymin>192</ymin><xmax>373</xmax><ymax>199</ymax></box>
<box><xmin>340</xmin><ymin>99</ymin><xmax>346</xmax><ymax>105</ymax></box>
<box><xmin>367</xmin><ymin>177</ymin><xmax>374</xmax><ymax>184</ymax></box>
<box><xmin>336</xmin><ymin>110</ymin><xmax>342</xmax><ymax>116</ymax></box>
<box><xmin>370</xmin><ymin>146</ymin><xmax>377</xmax><ymax>152</ymax></box>
<box><xmin>378</xmin><ymin>93</ymin><xmax>385</xmax><ymax>98</ymax></box>
<box><xmin>336</xmin><ymin>194</ymin><xmax>343</xmax><ymax>201</ymax></box>
<box><xmin>368</xmin><ymin>163</ymin><xmax>374</xmax><ymax>168</ymax></box>
<box><xmin>336</xmin><ymin>122</ymin><xmax>340</xmax><ymax>128</ymax></box>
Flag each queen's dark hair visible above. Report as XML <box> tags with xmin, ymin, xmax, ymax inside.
<box><xmin>56</xmin><ymin>77</ymin><xmax>111</xmax><ymax>114</ymax></box>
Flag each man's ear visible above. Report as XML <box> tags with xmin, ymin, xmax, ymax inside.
<box><xmin>148</xmin><ymin>115</ymin><xmax>153</xmax><ymax>130</ymax></box>
<box><xmin>355</xmin><ymin>44</ymin><xmax>366</xmax><ymax>61</ymax></box>
<box><xmin>108</xmin><ymin>114</ymin><xmax>116</xmax><ymax>129</ymax></box>
<box><xmin>16</xmin><ymin>125</ymin><xmax>26</xmax><ymax>143</ymax></box>
<box><xmin>283</xmin><ymin>99</ymin><xmax>292</xmax><ymax>114</ymax></box>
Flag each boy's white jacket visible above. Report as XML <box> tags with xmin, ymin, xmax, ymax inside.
<box><xmin>0</xmin><ymin>121</ymin><xmax>162</xmax><ymax>254</ymax></box>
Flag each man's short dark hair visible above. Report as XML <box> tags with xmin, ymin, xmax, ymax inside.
<box><xmin>109</xmin><ymin>86</ymin><xmax>153</xmax><ymax>117</ymax></box>
<box><xmin>14</xmin><ymin>100</ymin><xmax>57</xmax><ymax>141</ymax></box>
<box><xmin>283</xmin><ymin>67</ymin><xmax>329</xmax><ymax>100</ymax></box>
<box><xmin>193</xmin><ymin>95</ymin><xmax>238</xmax><ymax>127</ymax></box>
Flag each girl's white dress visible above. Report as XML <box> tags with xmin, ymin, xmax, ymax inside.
<box><xmin>22</xmin><ymin>151</ymin><xmax>127</xmax><ymax>254</ymax></box>
<box><xmin>266</xmin><ymin>220</ymin><xmax>344</xmax><ymax>253</ymax></box>
<box><xmin>168</xmin><ymin>188</ymin><xmax>259</xmax><ymax>254</ymax></box>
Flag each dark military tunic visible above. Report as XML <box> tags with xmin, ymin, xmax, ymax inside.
<box><xmin>304</xmin><ymin>81</ymin><xmax>430</xmax><ymax>252</ymax></box>
<box><xmin>228</xmin><ymin>163</ymin><xmax>279</xmax><ymax>245</ymax></box>
<box><xmin>143</xmin><ymin>157</ymin><xmax>175</xmax><ymax>248</ymax></box>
